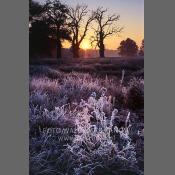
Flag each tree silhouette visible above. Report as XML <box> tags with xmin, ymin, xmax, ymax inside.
<box><xmin>67</xmin><ymin>4</ymin><xmax>95</xmax><ymax>58</ymax></box>
<box><xmin>118</xmin><ymin>38</ymin><xmax>138</xmax><ymax>57</ymax></box>
<box><xmin>44</xmin><ymin>0</ymin><xmax>71</xmax><ymax>60</ymax></box>
<box><xmin>29</xmin><ymin>1</ymin><xmax>52</xmax><ymax>58</ymax></box>
<box><xmin>91</xmin><ymin>7</ymin><xmax>123</xmax><ymax>58</ymax></box>
<box><xmin>29</xmin><ymin>0</ymin><xmax>43</xmax><ymax>22</ymax></box>
<box><xmin>29</xmin><ymin>20</ymin><xmax>52</xmax><ymax>58</ymax></box>
<box><xmin>139</xmin><ymin>39</ymin><xmax>144</xmax><ymax>56</ymax></box>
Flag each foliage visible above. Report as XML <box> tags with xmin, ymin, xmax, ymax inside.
<box><xmin>29</xmin><ymin>0</ymin><xmax>71</xmax><ymax>59</ymax></box>
<box><xmin>139</xmin><ymin>39</ymin><xmax>144</xmax><ymax>56</ymax></box>
<box><xmin>29</xmin><ymin>0</ymin><xmax>43</xmax><ymax>21</ymax></box>
<box><xmin>29</xmin><ymin>20</ymin><xmax>54</xmax><ymax>58</ymax></box>
<box><xmin>118</xmin><ymin>38</ymin><xmax>139</xmax><ymax>57</ymax></box>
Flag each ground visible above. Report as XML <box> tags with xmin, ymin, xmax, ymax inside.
<box><xmin>29</xmin><ymin>56</ymin><xmax>144</xmax><ymax>175</ymax></box>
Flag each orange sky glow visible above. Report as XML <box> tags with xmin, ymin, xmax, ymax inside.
<box><xmin>37</xmin><ymin>0</ymin><xmax>144</xmax><ymax>50</ymax></box>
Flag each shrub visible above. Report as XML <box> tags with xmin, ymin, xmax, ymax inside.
<box><xmin>30</xmin><ymin>65</ymin><xmax>62</xmax><ymax>80</ymax></box>
<box><xmin>126</xmin><ymin>78</ymin><xmax>144</xmax><ymax>111</ymax></box>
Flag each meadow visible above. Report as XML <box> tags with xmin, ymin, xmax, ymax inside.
<box><xmin>29</xmin><ymin>57</ymin><xmax>144</xmax><ymax>175</ymax></box>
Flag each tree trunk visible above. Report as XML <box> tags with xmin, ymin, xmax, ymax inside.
<box><xmin>99</xmin><ymin>32</ymin><xmax>105</xmax><ymax>58</ymax></box>
<box><xmin>72</xmin><ymin>43</ymin><xmax>80</xmax><ymax>58</ymax></box>
<box><xmin>57</xmin><ymin>39</ymin><xmax>62</xmax><ymax>59</ymax></box>
<box><xmin>56</xmin><ymin>27</ymin><xmax>62</xmax><ymax>62</ymax></box>
<box><xmin>99</xmin><ymin>41</ymin><xmax>105</xmax><ymax>58</ymax></box>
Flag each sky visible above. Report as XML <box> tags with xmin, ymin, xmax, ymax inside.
<box><xmin>35</xmin><ymin>0</ymin><xmax>144</xmax><ymax>50</ymax></box>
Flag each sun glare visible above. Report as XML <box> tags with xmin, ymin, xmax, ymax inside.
<box><xmin>81</xmin><ymin>40</ymin><xmax>91</xmax><ymax>50</ymax></box>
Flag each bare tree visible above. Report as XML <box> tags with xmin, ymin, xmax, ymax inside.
<box><xmin>68</xmin><ymin>4</ymin><xmax>94</xmax><ymax>58</ymax></box>
<box><xmin>91</xmin><ymin>7</ymin><xmax>123</xmax><ymax>58</ymax></box>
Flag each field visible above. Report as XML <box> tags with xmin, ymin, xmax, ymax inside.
<box><xmin>29</xmin><ymin>57</ymin><xmax>144</xmax><ymax>175</ymax></box>
<box><xmin>30</xmin><ymin>56</ymin><xmax>144</xmax><ymax>75</ymax></box>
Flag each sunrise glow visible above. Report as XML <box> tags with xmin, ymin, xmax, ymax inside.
<box><xmin>37</xmin><ymin>0</ymin><xmax>144</xmax><ymax>49</ymax></box>
<box><xmin>80</xmin><ymin>40</ymin><xmax>91</xmax><ymax>50</ymax></box>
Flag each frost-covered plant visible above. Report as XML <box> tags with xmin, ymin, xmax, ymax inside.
<box><xmin>64</xmin><ymin>89</ymin><xmax>139</xmax><ymax>175</ymax></box>
<box><xmin>29</xmin><ymin>67</ymin><xmax>144</xmax><ymax>175</ymax></box>
<box><xmin>30</xmin><ymin>77</ymin><xmax>59</xmax><ymax>92</ymax></box>
<box><xmin>30</xmin><ymin>65</ymin><xmax>62</xmax><ymax>79</ymax></box>
<box><xmin>30</xmin><ymin>90</ymin><xmax>48</xmax><ymax>107</ymax></box>
<box><xmin>29</xmin><ymin>89</ymin><xmax>143</xmax><ymax>175</ymax></box>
